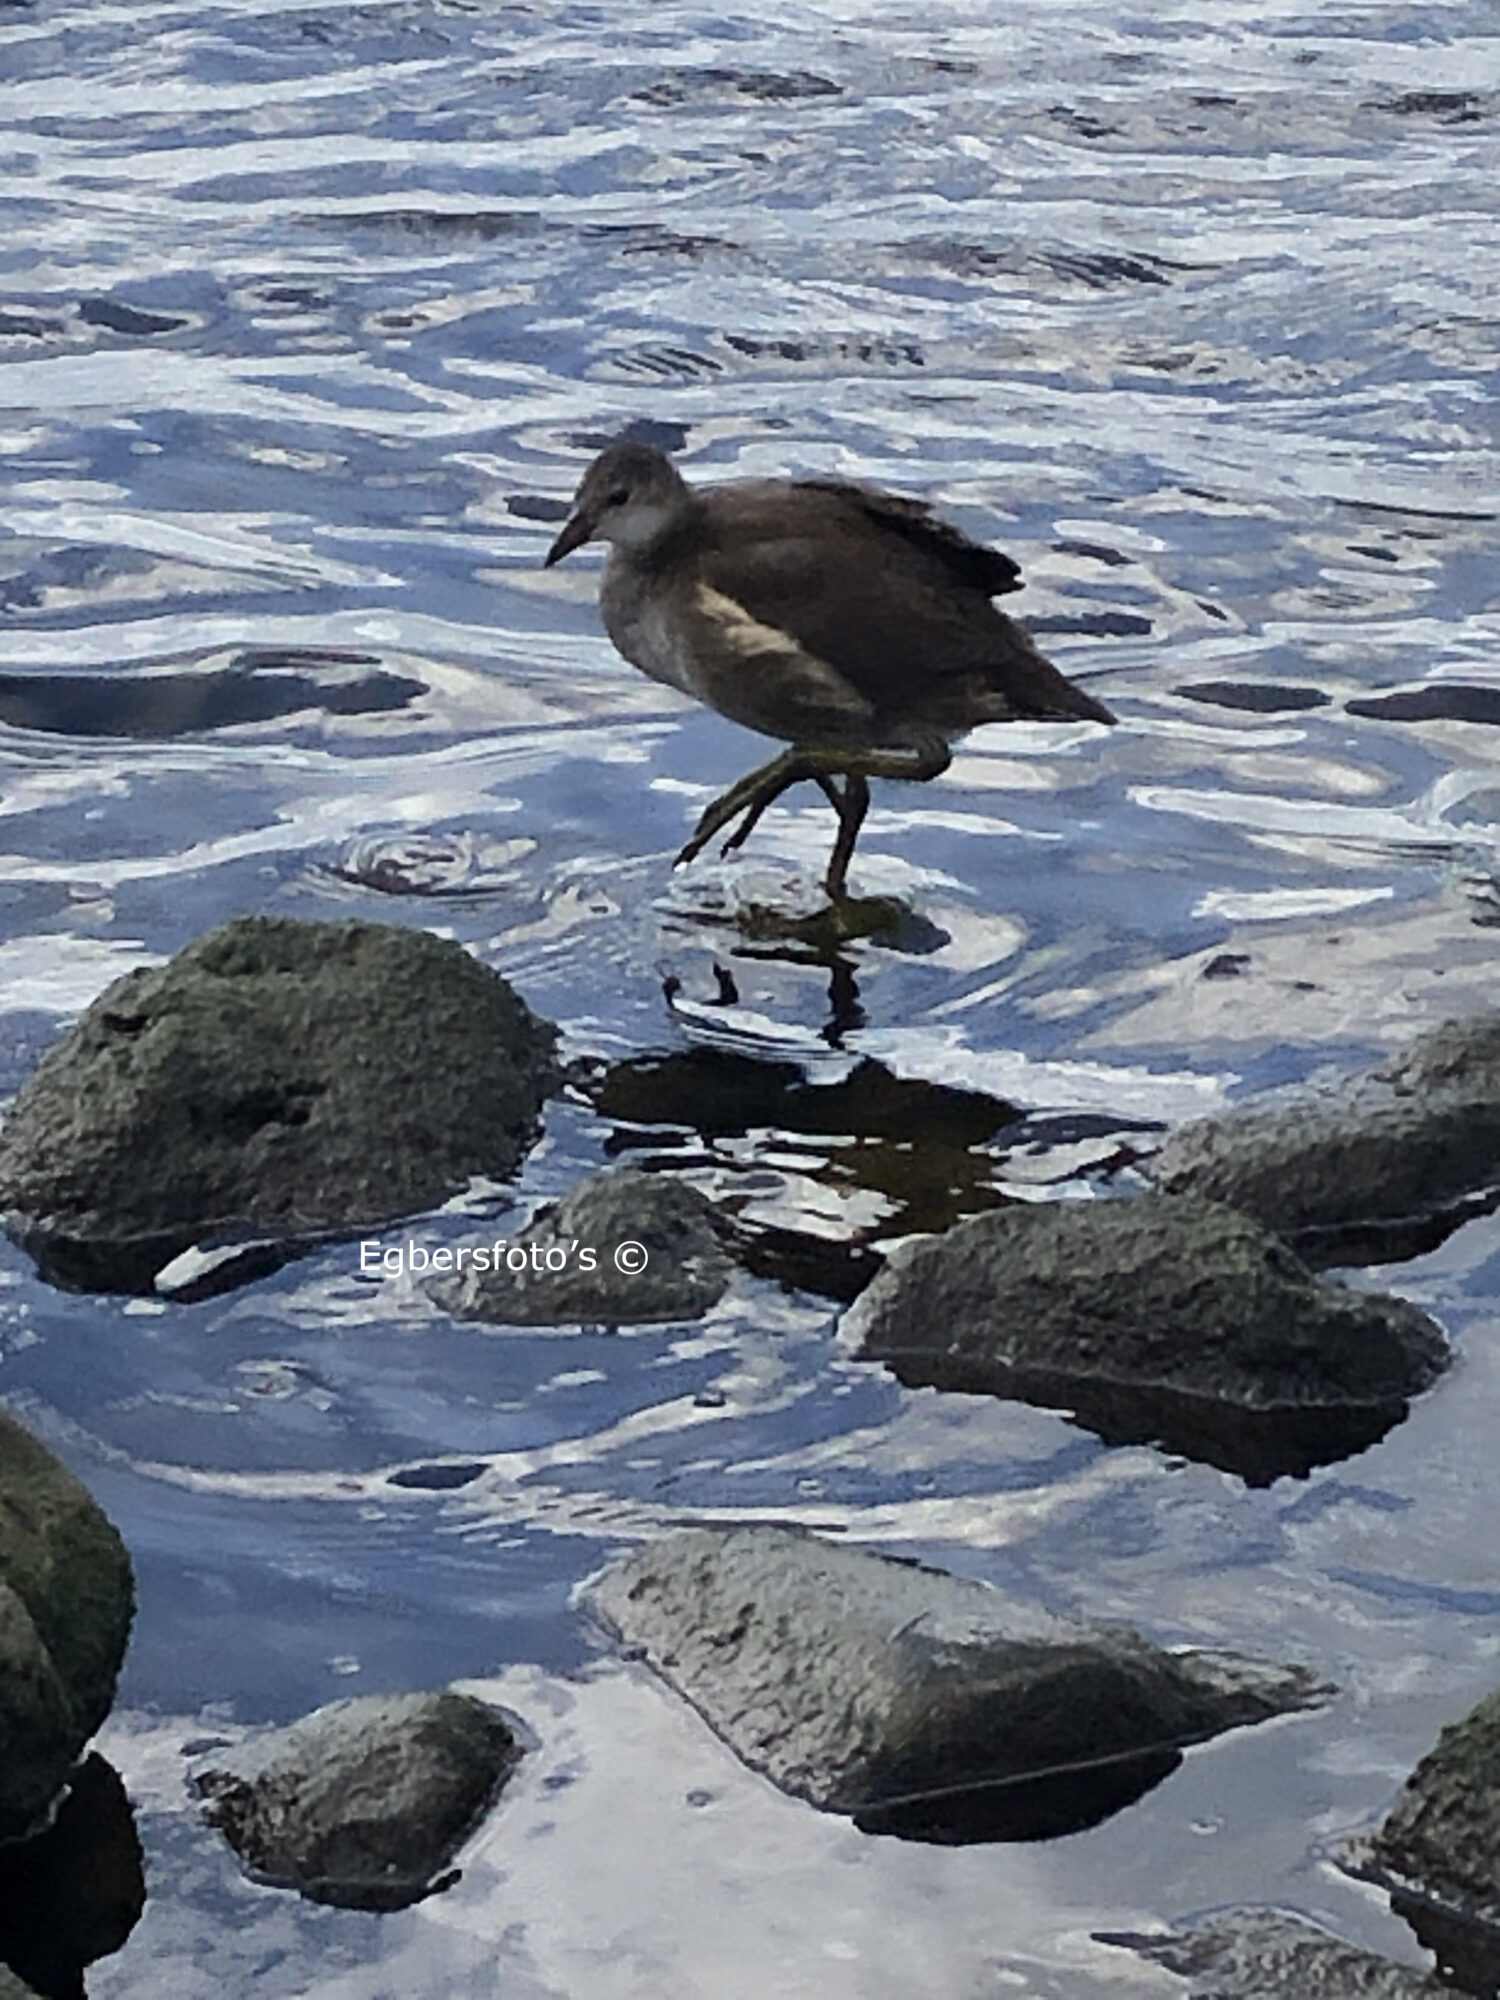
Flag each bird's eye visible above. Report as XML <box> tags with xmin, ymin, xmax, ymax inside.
<box><xmin>604</xmin><ymin>486</ymin><xmax>631</xmax><ymax>509</ymax></box>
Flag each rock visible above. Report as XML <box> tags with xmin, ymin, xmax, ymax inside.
<box><xmin>1151</xmin><ymin>1012</ymin><xmax>1500</xmax><ymax>1265</ymax></box>
<box><xmin>840</xmin><ymin>1193</ymin><xmax>1448</xmax><ymax>1482</ymax></box>
<box><xmin>0</xmin><ymin>1407</ymin><xmax>134</xmax><ymax>1840</ymax></box>
<box><xmin>0</xmin><ymin>916</ymin><xmax>558</xmax><ymax>1292</ymax></box>
<box><xmin>0</xmin><ymin>1753</ymin><xmax>144</xmax><ymax>1993</ymax></box>
<box><xmin>192</xmin><ymin>1689</ymin><xmax>523</xmax><ymax>1910</ymax></box>
<box><xmin>433</xmin><ymin>1166</ymin><xmax>733</xmax><ymax>1326</ymax></box>
<box><xmin>1368</xmin><ymin>1684</ymin><xmax>1500</xmax><ymax>1929</ymax></box>
<box><xmin>0</xmin><ymin>1969</ymin><xmax>44</xmax><ymax>2000</ymax></box>
<box><xmin>1106</xmin><ymin>1909</ymin><xmax>1450</xmax><ymax>1997</ymax></box>
<box><xmin>585</xmin><ymin>1525</ymin><xmax>1326</xmax><ymax>1843</ymax></box>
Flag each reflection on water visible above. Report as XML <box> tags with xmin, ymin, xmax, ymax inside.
<box><xmin>1</xmin><ymin>0</ymin><xmax>1499</xmax><ymax>1992</ymax></box>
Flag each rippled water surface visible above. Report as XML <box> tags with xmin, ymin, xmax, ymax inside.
<box><xmin>3</xmin><ymin>0</ymin><xmax>1500</xmax><ymax>1993</ymax></box>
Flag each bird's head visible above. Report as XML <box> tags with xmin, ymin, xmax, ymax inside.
<box><xmin>544</xmin><ymin>441</ymin><xmax>690</xmax><ymax>565</ymax></box>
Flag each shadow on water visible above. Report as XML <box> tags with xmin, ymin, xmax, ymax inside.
<box><xmin>0</xmin><ymin>652</ymin><xmax>424</xmax><ymax>739</ymax></box>
<box><xmin>851</xmin><ymin>1744</ymin><xmax>1184</xmax><ymax>1845</ymax></box>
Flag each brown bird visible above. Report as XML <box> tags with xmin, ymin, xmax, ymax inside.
<box><xmin>545</xmin><ymin>442</ymin><xmax>1115</xmax><ymax>900</ymax></box>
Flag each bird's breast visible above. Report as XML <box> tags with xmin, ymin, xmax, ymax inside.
<box><xmin>599</xmin><ymin>558</ymin><xmax>704</xmax><ymax>700</ymax></box>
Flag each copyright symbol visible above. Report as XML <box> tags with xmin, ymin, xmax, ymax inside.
<box><xmin>614</xmin><ymin>1240</ymin><xmax>648</xmax><ymax>1275</ymax></box>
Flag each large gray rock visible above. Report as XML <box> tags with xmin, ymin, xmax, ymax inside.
<box><xmin>0</xmin><ymin>1408</ymin><xmax>134</xmax><ymax>1840</ymax></box>
<box><xmin>193</xmin><ymin>1690</ymin><xmax>523</xmax><ymax>1910</ymax></box>
<box><xmin>585</xmin><ymin>1525</ymin><xmax>1326</xmax><ymax>1843</ymax></box>
<box><xmin>1152</xmin><ymin>1013</ymin><xmax>1500</xmax><ymax>1264</ymax></box>
<box><xmin>1368</xmin><ymin>1684</ymin><xmax>1500</xmax><ymax>1927</ymax></box>
<box><xmin>841</xmin><ymin>1192</ymin><xmax>1448</xmax><ymax>1482</ymax></box>
<box><xmin>1110</xmin><ymin>1910</ymin><xmax>1450</xmax><ymax>1997</ymax></box>
<box><xmin>0</xmin><ymin>916</ymin><xmax>557</xmax><ymax>1292</ymax></box>
<box><xmin>434</xmin><ymin>1166</ymin><xmax>733</xmax><ymax>1326</ymax></box>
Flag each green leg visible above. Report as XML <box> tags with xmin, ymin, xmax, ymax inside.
<box><xmin>674</xmin><ymin>736</ymin><xmax>952</xmax><ymax>895</ymax></box>
<box><xmin>823</xmin><ymin>772</ymin><xmax>870</xmax><ymax>900</ymax></box>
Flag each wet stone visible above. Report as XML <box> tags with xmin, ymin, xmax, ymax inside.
<box><xmin>840</xmin><ymin>1192</ymin><xmax>1448</xmax><ymax>1482</ymax></box>
<box><xmin>0</xmin><ymin>1753</ymin><xmax>144</xmax><ymax>1994</ymax></box>
<box><xmin>193</xmin><ymin>1691</ymin><xmax>523</xmax><ymax>1911</ymax></box>
<box><xmin>1151</xmin><ymin>1011</ymin><xmax>1500</xmax><ymax>1265</ymax></box>
<box><xmin>1365</xmin><ymin>1683</ymin><xmax>1500</xmax><ymax>1940</ymax></box>
<box><xmin>432</xmin><ymin>1166</ymin><xmax>733</xmax><ymax>1327</ymax></box>
<box><xmin>1108</xmin><ymin>1910</ymin><xmax>1451</xmax><ymax>1998</ymax></box>
<box><xmin>585</xmin><ymin>1524</ymin><xmax>1326</xmax><ymax>1843</ymax></box>
<box><xmin>0</xmin><ymin>915</ymin><xmax>558</xmax><ymax>1293</ymax></box>
<box><xmin>0</xmin><ymin>1408</ymin><xmax>135</xmax><ymax>1840</ymax></box>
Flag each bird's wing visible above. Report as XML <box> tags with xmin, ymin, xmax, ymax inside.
<box><xmin>689</xmin><ymin>494</ymin><xmax>1103</xmax><ymax>728</ymax></box>
<box><xmin>792</xmin><ymin>479</ymin><xmax>1024</xmax><ymax>598</ymax></box>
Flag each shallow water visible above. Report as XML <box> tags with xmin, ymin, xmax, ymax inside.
<box><xmin>2</xmin><ymin>0</ymin><xmax>1499</xmax><ymax>1992</ymax></box>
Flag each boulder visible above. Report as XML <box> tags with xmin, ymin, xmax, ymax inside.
<box><xmin>0</xmin><ymin>1407</ymin><xmax>134</xmax><ymax>1840</ymax></box>
<box><xmin>1151</xmin><ymin>1012</ymin><xmax>1500</xmax><ymax>1264</ymax></box>
<box><xmin>193</xmin><ymin>1689</ymin><xmax>523</xmax><ymax>1910</ymax></box>
<box><xmin>585</xmin><ymin>1524</ymin><xmax>1326</xmax><ymax>1843</ymax></box>
<box><xmin>1108</xmin><ymin>1910</ymin><xmax>1450</xmax><ymax>1998</ymax></box>
<box><xmin>840</xmin><ymin>1192</ymin><xmax>1448</xmax><ymax>1482</ymax></box>
<box><xmin>0</xmin><ymin>1752</ymin><xmax>144</xmax><ymax>1993</ymax></box>
<box><xmin>433</xmin><ymin>1166</ymin><xmax>733</xmax><ymax>1326</ymax></box>
<box><xmin>1368</xmin><ymin>1684</ymin><xmax>1500</xmax><ymax>1930</ymax></box>
<box><xmin>0</xmin><ymin>916</ymin><xmax>557</xmax><ymax>1292</ymax></box>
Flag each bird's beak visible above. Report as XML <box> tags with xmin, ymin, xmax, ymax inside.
<box><xmin>544</xmin><ymin>509</ymin><xmax>594</xmax><ymax>567</ymax></box>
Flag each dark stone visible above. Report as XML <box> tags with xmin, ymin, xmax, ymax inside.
<box><xmin>586</xmin><ymin>1525</ymin><xmax>1326</xmax><ymax>1843</ymax></box>
<box><xmin>193</xmin><ymin>1690</ymin><xmax>523</xmax><ymax>1911</ymax></box>
<box><xmin>1106</xmin><ymin>1910</ymin><xmax>1451</xmax><ymax>1997</ymax></box>
<box><xmin>1151</xmin><ymin>1012</ymin><xmax>1500</xmax><ymax>1265</ymax></box>
<box><xmin>0</xmin><ymin>1753</ymin><xmax>144</xmax><ymax>1995</ymax></box>
<box><xmin>433</xmin><ymin>1167</ymin><xmax>733</xmax><ymax>1326</ymax></box>
<box><xmin>0</xmin><ymin>916</ymin><xmax>557</xmax><ymax>1293</ymax></box>
<box><xmin>841</xmin><ymin>1193</ymin><xmax>1448</xmax><ymax>1482</ymax></box>
<box><xmin>0</xmin><ymin>1408</ymin><xmax>134</xmax><ymax>1840</ymax></box>
<box><xmin>1368</xmin><ymin>1684</ymin><xmax>1500</xmax><ymax>1935</ymax></box>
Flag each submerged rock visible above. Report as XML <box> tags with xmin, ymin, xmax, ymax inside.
<box><xmin>1107</xmin><ymin>1909</ymin><xmax>1450</xmax><ymax>1998</ymax></box>
<box><xmin>585</xmin><ymin>1525</ymin><xmax>1326</xmax><ymax>1843</ymax></box>
<box><xmin>1152</xmin><ymin>1012</ymin><xmax>1500</xmax><ymax>1264</ymax></box>
<box><xmin>433</xmin><ymin>1166</ymin><xmax>733</xmax><ymax>1326</ymax></box>
<box><xmin>0</xmin><ymin>1407</ymin><xmax>134</xmax><ymax>1840</ymax></box>
<box><xmin>0</xmin><ymin>916</ymin><xmax>557</xmax><ymax>1293</ymax></box>
<box><xmin>841</xmin><ymin>1192</ymin><xmax>1447</xmax><ymax>1482</ymax></box>
<box><xmin>193</xmin><ymin>1690</ymin><xmax>524</xmax><ymax>1911</ymax></box>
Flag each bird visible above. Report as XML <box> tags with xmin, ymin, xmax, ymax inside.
<box><xmin>544</xmin><ymin>441</ymin><xmax>1115</xmax><ymax>901</ymax></box>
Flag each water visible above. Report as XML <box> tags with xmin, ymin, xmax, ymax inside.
<box><xmin>1</xmin><ymin>0</ymin><xmax>1499</xmax><ymax>1992</ymax></box>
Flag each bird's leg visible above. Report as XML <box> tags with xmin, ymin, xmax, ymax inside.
<box><xmin>675</xmin><ymin>736</ymin><xmax>952</xmax><ymax>891</ymax></box>
<box><xmin>720</xmin><ymin>772</ymin><xmax>846</xmax><ymax>857</ymax></box>
<box><xmin>822</xmin><ymin>772</ymin><xmax>869</xmax><ymax>900</ymax></box>
<box><xmin>675</xmin><ymin>747</ymin><xmax>803</xmax><ymax>867</ymax></box>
